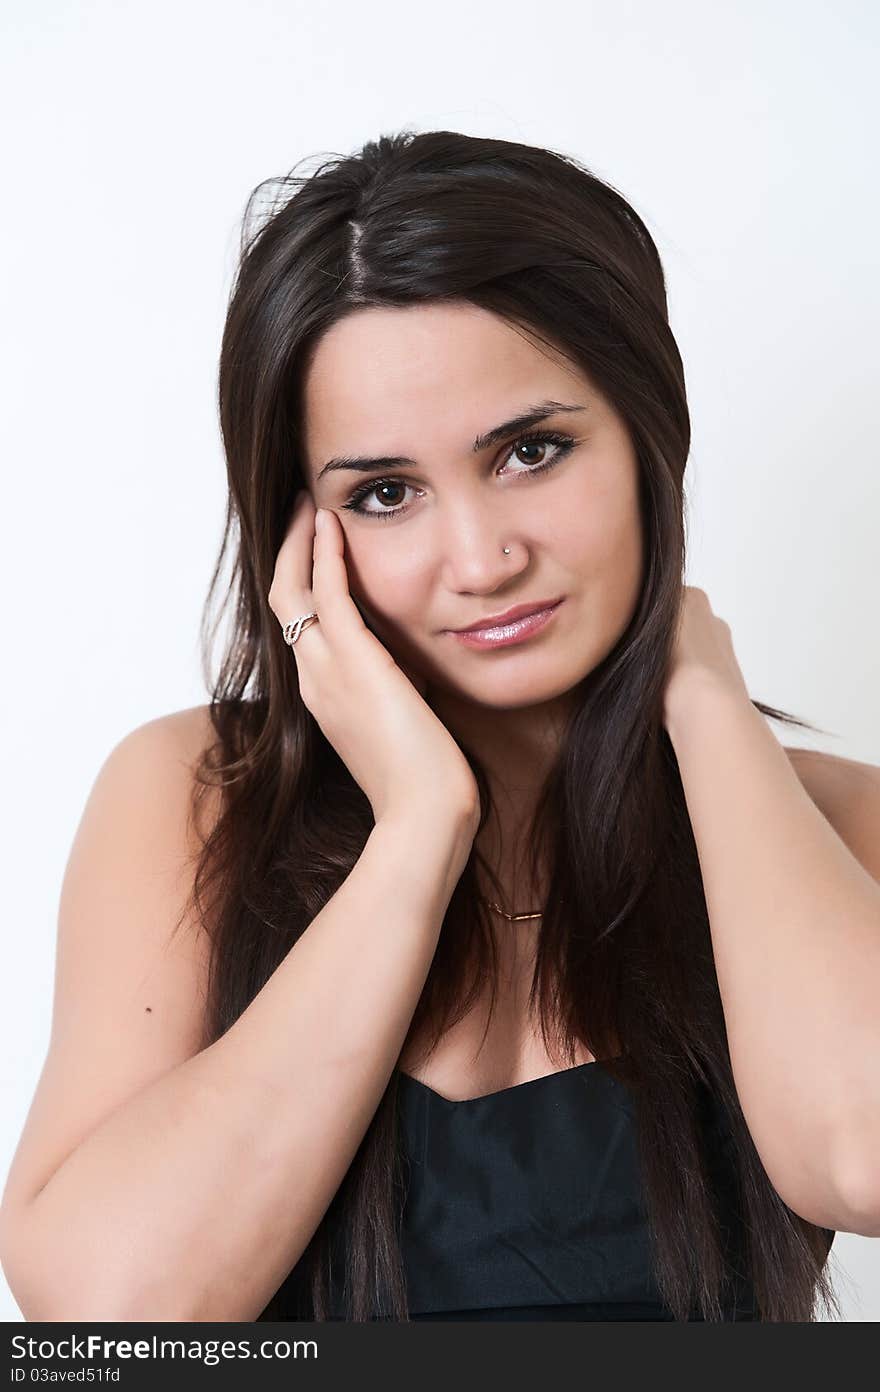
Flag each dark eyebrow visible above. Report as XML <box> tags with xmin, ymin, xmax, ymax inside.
<box><xmin>314</xmin><ymin>400</ymin><xmax>587</xmax><ymax>482</ymax></box>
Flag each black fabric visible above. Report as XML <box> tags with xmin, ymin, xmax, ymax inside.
<box><xmin>265</xmin><ymin>1059</ymin><xmax>791</xmax><ymax>1321</ymax></box>
<box><xmin>394</xmin><ymin>1060</ymin><xmax>757</xmax><ymax>1321</ymax></box>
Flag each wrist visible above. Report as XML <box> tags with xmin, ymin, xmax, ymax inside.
<box><xmin>664</xmin><ymin>675</ymin><xmax>753</xmax><ymax>748</ymax></box>
<box><xmin>370</xmin><ymin>812</ymin><xmax>478</xmax><ymax>907</ymax></box>
<box><xmin>374</xmin><ymin>799</ymin><xmax>477</xmax><ymax>872</ymax></box>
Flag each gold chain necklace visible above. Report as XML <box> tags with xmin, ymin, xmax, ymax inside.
<box><xmin>477</xmin><ymin>894</ymin><xmax>543</xmax><ymax>922</ymax></box>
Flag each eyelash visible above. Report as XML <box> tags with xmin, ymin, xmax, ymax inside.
<box><xmin>339</xmin><ymin>431</ymin><xmax>577</xmax><ymax>521</ymax></box>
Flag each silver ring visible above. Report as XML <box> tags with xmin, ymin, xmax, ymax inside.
<box><xmin>283</xmin><ymin>611</ymin><xmax>319</xmax><ymax>646</ymax></box>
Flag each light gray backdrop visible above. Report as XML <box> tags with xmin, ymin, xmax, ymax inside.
<box><xmin>1</xmin><ymin>0</ymin><xmax>877</xmax><ymax>1320</ymax></box>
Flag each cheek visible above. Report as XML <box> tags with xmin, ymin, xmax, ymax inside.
<box><xmin>557</xmin><ymin>483</ymin><xmax>643</xmax><ymax>614</ymax></box>
<box><xmin>554</xmin><ymin>497</ymin><xmax>636</xmax><ymax>576</ymax></box>
<box><xmin>345</xmin><ymin>547</ymin><xmax>428</xmax><ymax>632</ymax></box>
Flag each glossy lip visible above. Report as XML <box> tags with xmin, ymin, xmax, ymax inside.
<box><xmin>447</xmin><ymin>597</ymin><xmax>564</xmax><ymax>634</ymax></box>
<box><xmin>448</xmin><ymin>599</ymin><xmax>564</xmax><ymax>649</ymax></box>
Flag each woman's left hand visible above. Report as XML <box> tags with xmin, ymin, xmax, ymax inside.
<box><xmin>662</xmin><ymin>586</ymin><xmax>752</xmax><ymax>729</ymax></box>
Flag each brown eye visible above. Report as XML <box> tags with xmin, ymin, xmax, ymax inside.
<box><xmin>341</xmin><ymin>430</ymin><xmax>576</xmax><ymax>522</ymax></box>
<box><xmin>514</xmin><ymin>441</ymin><xmax>548</xmax><ymax>463</ymax></box>
<box><xmin>372</xmin><ymin>482</ymin><xmax>407</xmax><ymax>508</ymax></box>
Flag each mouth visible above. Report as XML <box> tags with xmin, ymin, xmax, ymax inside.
<box><xmin>446</xmin><ymin>598</ymin><xmax>565</xmax><ymax>649</ymax></box>
<box><xmin>448</xmin><ymin>597</ymin><xmax>564</xmax><ymax>634</ymax></box>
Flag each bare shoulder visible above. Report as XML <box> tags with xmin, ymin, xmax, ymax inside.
<box><xmin>114</xmin><ymin>701</ymin><xmax>217</xmax><ymax>780</ymax></box>
<box><xmin>784</xmin><ymin>745</ymin><xmax>880</xmax><ymax>884</ymax></box>
<box><xmin>107</xmin><ymin>702</ymin><xmax>225</xmax><ymax>852</ymax></box>
<box><xmin>783</xmin><ymin>744</ymin><xmax>880</xmax><ymax>813</ymax></box>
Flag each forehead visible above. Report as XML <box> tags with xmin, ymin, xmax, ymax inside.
<box><xmin>301</xmin><ymin>302</ymin><xmax>583</xmax><ymax>459</ymax></box>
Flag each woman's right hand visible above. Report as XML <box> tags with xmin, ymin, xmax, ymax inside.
<box><xmin>268</xmin><ymin>489</ymin><xmax>481</xmax><ymax>837</ymax></box>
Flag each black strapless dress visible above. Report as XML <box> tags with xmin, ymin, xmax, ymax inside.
<box><xmin>263</xmin><ymin>1060</ymin><xmax>834</xmax><ymax>1321</ymax></box>
<box><xmin>395</xmin><ymin>1060</ymin><xmax>758</xmax><ymax>1321</ymax></box>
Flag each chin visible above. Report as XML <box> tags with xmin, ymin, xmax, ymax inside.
<box><xmin>453</xmin><ymin>667</ymin><xmax>578</xmax><ymax>711</ymax></box>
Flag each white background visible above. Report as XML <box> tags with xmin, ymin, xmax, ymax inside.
<box><xmin>1</xmin><ymin>0</ymin><xmax>877</xmax><ymax>1320</ymax></box>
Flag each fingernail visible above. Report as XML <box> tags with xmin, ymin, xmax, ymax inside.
<box><xmin>315</xmin><ymin>508</ymin><xmax>326</xmax><ymax>531</ymax></box>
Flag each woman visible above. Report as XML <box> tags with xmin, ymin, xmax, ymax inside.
<box><xmin>4</xmin><ymin>130</ymin><xmax>878</xmax><ymax>1323</ymax></box>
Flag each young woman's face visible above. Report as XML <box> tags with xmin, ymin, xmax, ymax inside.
<box><xmin>301</xmin><ymin>301</ymin><xmax>644</xmax><ymax>711</ymax></box>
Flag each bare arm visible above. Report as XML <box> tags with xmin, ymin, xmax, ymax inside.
<box><xmin>0</xmin><ymin>722</ymin><xmax>474</xmax><ymax>1321</ymax></box>
<box><xmin>665</xmin><ymin>681</ymin><xmax>880</xmax><ymax>1234</ymax></box>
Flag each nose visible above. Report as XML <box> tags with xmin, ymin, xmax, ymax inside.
<box><xmin>436</xmin><ymin>497</ymin><xmax>528</xmax><ymax>594</ymax></box>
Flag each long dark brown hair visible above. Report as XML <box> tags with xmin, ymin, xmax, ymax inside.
<box><xmin>186</xmin><ymin>129</ymin><xmax>840</xmax><ymax>1322</ymax></box>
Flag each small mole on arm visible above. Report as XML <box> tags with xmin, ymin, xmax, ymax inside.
<box><xmin>145</xmin><ymin>1006</ymin><xmax>152</xmax><ymax>1013</ymax></box>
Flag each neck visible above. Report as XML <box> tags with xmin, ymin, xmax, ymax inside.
<box><xmin>425</xmin><ymin>680</ymin><xmax>576</xmax><ymax>795</ymax></box>
<box><xmin>422</xmin><ymin>682</ymin><xmax>571</xmax><ymax>920</ymax></box>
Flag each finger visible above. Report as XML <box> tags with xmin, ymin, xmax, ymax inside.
<box><xmin>311</xmin><ymin>507</ymin><xmax>367</xmax><ymax>643</ymax></box>
<box><xmin>268</xmin><ymin>494</ymin><xmax>329</xmax><ymax>658</ymax></box>
<box><xmin>272</xmin><ymin>488</ymin><xmax>318</xmax><ymax>599</ymax></box>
